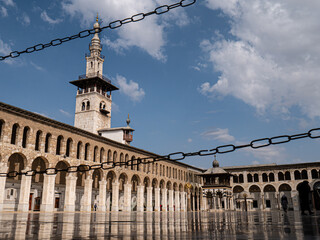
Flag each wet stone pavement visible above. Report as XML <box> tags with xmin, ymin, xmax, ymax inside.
<box><xmin>0</xmin><ymin>211</ymin><xmax>319</xmax><ymax>239</ymax></box>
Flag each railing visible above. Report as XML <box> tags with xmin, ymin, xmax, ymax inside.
<box><xmin>78</xmin><ymin>73</ymin><xmax>111</xmax><ymax>83</ymax></box>
<box><xmin>85</xmin><ymin>53</ymin><xmax>105</xmax><ymax>59</ymax></box>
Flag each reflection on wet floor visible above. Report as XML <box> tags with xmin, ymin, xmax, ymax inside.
<box><xmin>0</xmin><ymin>211</ymin><xmax>319</xmax><ymax>239</ymax></box>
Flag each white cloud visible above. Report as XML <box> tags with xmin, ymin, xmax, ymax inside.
<box><xmin>30</xmin><ymin>61</ymin><xmax>45</xmax><ymax>71</ymax></box>
<box><xmin>62</xmin><ymin>0</ymin><xmax>190</xmax><ymax>61</ymax></box>
<box><xmin>1</xmin><ymin>0</ymin><xmax>14</xmax><ymax>7</ymax></box>
<box><xmin>0</xmin><ymin>6</ymin><xmax>7</xmax><ymax>17</ymax></box>
<box><xmin>59</xmin><ymin>109</ymin><xmax>72</xmax><ymax>117</ymax></box>
<box><xmin>40</xmin><ymin>10</ymin><xmax>62</xmax><ymax>24</ymax></box>
<box><xmin>116</xmin><ymin>74</ymin><xmax>145</xmax><ymax>102</ymax></box>
<box><xmin>17</xmin><ymin>13</ymin><xmax>30</xmax><ymax>26</ymax></box>
<box><xmin>201</xmin><ymin>128</ymin><xmax>235</xmax><ymax>142</ymax></box>
<box><xmin>242</xmin><ymin>145</ymin><xmax>286</xmax><ymax>164</ymax></box>
<box><xmin>202</xmin><ymin>0</ymin><xmax>320</xmax><ymax>118</ymax></box>
<box><xmin>187</xmin><ymin>138</ymin><xmax>192</xmax><ymax>143</ymax></box>
<box><xmin>0</xmin><ymin>38</ymin><xmax>13</xmax><ymax>64</ymax></box>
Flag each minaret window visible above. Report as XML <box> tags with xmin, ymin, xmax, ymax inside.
<box><xmin>91</xmin><ymin>62</ymin><xmax>93</xmax><ymax>68</ymax></box>
<box><xmin>82</xmin><ymin>102</ymin><xmax>85</xmax><ymax>111</ymax></box>
<box><xmin>86</xmin><ymin>101</ymin><xmax>90</xmax><ymax>110</ymax></box>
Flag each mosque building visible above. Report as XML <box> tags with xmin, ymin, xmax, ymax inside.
<box><xmin>0</xmin><ymin>18</ymin><xmax>319</xmax><ymax>213</ymax></box>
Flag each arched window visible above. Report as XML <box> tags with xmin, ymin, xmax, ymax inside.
<box><xmin>100</xmin><ymin>148</ymin><xmax>105</xmax><ymax>163</ymax></box>
<box><xmin>233</xmin><ymin>175</ymin><xmax>239</xmax><ymax>183</ymax></box>
<box><xmin>0</xmin><ymin>120</ymin><xmax>4</xmax><ymax>141</ymax></box>
<box><xmin>91</xmin><ymin>62</ymin><xmax>93</xmax><ymax>68</ymax></box>
<box><xmin>56</xmin><ymin>135</ymin><xmax>63</xmax><ymax>155</ymax></box>
<box><xmin>239</xmin><ymin>174</ymin><xmax>244</xmax><ymax>183</ymax></box>
<box><xmin>45</xmin><ymin>133</ymin><xmax>51</xmax><ymax>153</ymax></box>
<box><xmin>22</xmin><ymin>126</ymin><xmax>30</xmax><ymax>148</ymax></box>
<box><xmin>311</xmin><ymin>169</ymin><xmax>319</xmax><ymax>179</ymax></box>
<box><xmin>113</xmin><ymin>151</ymin><xmax>117</xmax><ymax>163</ymax></box>
<box><xmin>269</xmin><ymin>173</ymin><xmax>275</xmax><ymax>182</ymax></box>
<box><xmin>35</xmin><ymin>130</ymin><xmax>42</xmax><ymax>151</ymax></box>
<box><xmin>131</xmin><ymin>156</ymin><xmax>135</xmax><ymax>170</ymax></box>
<box><xmin>11</xmin><ymin>123</ymin><xmax>19</xmax><ymax>145</ymax></box>
<box><xmin>86</xmin><ymin>101</ymin><xmax>90</xmax><ymax>110</ymax></box>
<box><xmin>285</xmin><ymin>171</ymin><xmax>291</xmax><ymax>180</ymax></box>
<box><xmin>278</xmin><ymin>172</ymin><xmax>284</xmax><ymax>181</ymax></box>
<box><xmin>125</xmin><ymin>154</ymin><xmax>129</xmax><ymax>168</ymax></box>
<box><xmin>294</xmin><ymin>170</ymin><xmax>301</xmax><ymax>180</ymax></box>
<box><xmin>254</xmin><ymin>174</ymin><xmax>259</xmax><ymax>182</ymax></box>
<box><xmin>93</xmin><ymin>146</ymin><xmax>98</xmax><ymax>162</ymax></box>
<box><xmin>301</xmin><ymin>170</ymin><xmax>308</xmax><ymax>179</ymax></box>
<box><xmin>107</xmin><ymin>150</ymin><xmax>112</xmax><ymax>163</ymax></box>
<box><xmin>247</xmin><ymin>174</ymin><xmax>253</xmax><ymax>182</ymax></box>
<box><xmin>65</xmin><ymin>138</ymin><xmax>72</xmax><ymax>157</ymax></box>
<box><xmin>77</xmin><ymin>141</ymin><xmax>82</xmax><ymax>159</ymax></box>
<box><xmin>82</xmin><ymin>102</ymin><xmax>85</xmax><ymax>111</ymax></box>
<box><xmin>262</xmin><ymin>173</ymin><xmax>268</xmax><ymax>182</ymax></box>
<box><xmin>84</xmin><ymin>143</ymin><xmax>90</xmax><ymax>160</ymax></box>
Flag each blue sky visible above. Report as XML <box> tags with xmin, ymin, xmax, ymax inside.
<box><xmin>1</xmin><ymin>0</ymin><xmax>320</xmax><ymax>169</ymax></box>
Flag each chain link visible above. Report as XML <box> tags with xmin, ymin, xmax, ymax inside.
<box><xmin>1</xmin><ymin>128</ymin><xmax>319</xmax><ymax>178</ymax></box>
<box><xmin>0</xmin><ymin>0</ymin><xmax>196</xmax><ymax>61</ymax></box>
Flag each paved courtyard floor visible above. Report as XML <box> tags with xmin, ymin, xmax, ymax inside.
<box><xmin>0</xmin><ymin>211</ymin><xmax>319</xmax><ymax>239</ymax></box>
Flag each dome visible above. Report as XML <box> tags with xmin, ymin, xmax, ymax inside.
<box><xmin>213</xmin><ymin>159</ymin><xmax>219</xmax><ymax>168</ymax></box>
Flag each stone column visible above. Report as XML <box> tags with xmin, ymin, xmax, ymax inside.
<box><xmin>0</xmin><ymin>162</ymin><xmax>8</xmax><ymax>211</ymax></box>
<box><xmin>291</xmin><ymin>190</ymin><xmax>300</xmax><ymax>211</ymax></box>
<box><xmin>112</xmin><ymin>181</ymin><xmax>119</xmax><ymax>211</ymax></box>
<box><xmin>260</xmin><ymin>193</ymin><xmax>265</xmax><ymax>210</ymax></box>
<box><xmin>180</xmin><ymin>192</ymin><xmax>186</xmax><ymax>211</ymax></box>
<box><xmin>161</xmin><ymin>188</ymin><xmax>167</xmax><ymax>211</ymax></box>
<box><xmin>146</xmin><ymin>187</ymin><xmax>153</xmax><ymax>211</ymax></box>
<box><xmin>175</xmin><ymin>191</ymin><xmax>180</xmax><ymax>211</ymax></box>
<box><xmin>17</xmin><ymin>172</ymin><xmax>32</xmax><ymax>211</ymax></box>
<box><xmin>187</xmin><ymin>193</ymin><xmax>192</xmax><ymax>211</ymax></box>
<box><xmin>81</xmin><ymin>178</ymin><xmax>93</xmax><ymax>211</ymax></box>
<box><xmin>136</xmin><ymin>185</ymin><xmax>144</xmax><ymax>212</ymax></box>
<box><xmin>154</xmin><ymin>187</ymin><xmax>160</xmax><ymax>211</ymax></box>
<box><xmin>230</xmin><ymin>194</ymin><xmax>235</xmax><ymax>210</ymax></box>
<box><xmin>123</xmin><ymin>183</ymin><xmax>132</xmax><ymax>211</ymax></box>
<box><xmin>40</xmin><ymin>174</ymin><xmax>56</xmax><ymax>212</ymax></box>
<box><xmin>168</xmin><ymin>190</ymin><xmax>174</xmax><ymax>211</ymax></box>
<box><xmin>64</xmin><ymin>174</ymin><xmax>77</xmax><ymax>212</ymax></box>
<box><xmin>223</xmin><ymin>196</ymin><xmax>227</xmax><ymax>210</ymax></box>
<box><xmin>98</xmin><ymin>180</ymin><xmax>107</xmax><ymax>212</ymax></box>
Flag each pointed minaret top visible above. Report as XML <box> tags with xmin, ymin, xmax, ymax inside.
<box><xmin>126</xmin><ymin>114</ymin><xmax>131</xmax><ymax>127</ymax></box>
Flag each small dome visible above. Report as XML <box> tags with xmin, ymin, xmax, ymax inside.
<box><xmin>212</xmin><ymin>155</ymin><xmax>219</xmax><ymax>168</ymax></box>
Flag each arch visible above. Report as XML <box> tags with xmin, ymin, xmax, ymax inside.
<box><xmin>86</xmin><ymin>101</ymin><xmax>90</xmax><ymax>110</ymax></box>
<box><xmin>254</xmin><ymin>173</ymin><xmax>259</xmax><ymax>182</ymax></box>
<box><xmin>100</xmin><ymin>148</ymin><xmax>105</xmax><ymax>163</ymax></box>
<box><xmin>160</xmin><ymin>179</ymin><xmax>166</xmax><ymax>189</ymax></box>
<box><xmin>81</xmin><ymin>102</ymin><xmax>85</xmax><ymax>111</ymax></box>
<box><xmin>152</xmin><ymin>178</ymin><xmax>158</xmax><ymax>188</ymax></box>
<box><xmin>247</xmin><ymin>173</ymin><xmax>253</xmax><ymax>182</ymax></box>
<box><xmin>166</xmin><ymin>181</ymin><xmax>172</xmax><ymax>190</ymax></box>
<box><xmin>0</xmin><ymin>119</ymin><xmax>4</xmax><ymax>141</ymax></box>
<box><xmin>263</xmin><ymin>184</ymin><xmax>276</xmax><ymax>192</ymax></box>
<box><xmin>279</xmin><ymin>183</ymin><xmax>292</xmax><ymax>192</ymax></box>
<box><xmin>92</xmin><ymin>169</ymin><xmax>102</xmax><ymax>189</ymax></box>
<box><xmin>179</xmin><ymin>183</ymin><xmax>183</xmax><ymax>192</ymax></box>
<box><xmin>301</xmin><ymin>170</ymin><xmax>308</xmax><ymax>179</ymax></box>
<box><xmin>56</xmin><ymin>135</ymin><xmax>64</xmax><ymax>155</ymax></box>
<box><xmin>44</xmin><ymin>133</ymin><xmax>51</xmax><ymax>153</ymax></box>
<box><xmin>22</xmin><ymin>126</ymin><xmax>30</xmax><ymax>148</ymax></box>
<box><xmin>35</xmin><ymin>130</ymin><xmax>42</xmax><ymax>151</ymax></box>
<box><xmin>278</xmin><ymin>172</ymin><xmax>284</xmax><ymax>181</ymax></box>
<box><xmin>249</xmin><ymin>185</ymin><xmax>261</xmax><ymax>192</ymax></box>
<box><xmin>125</xmin><ymin>154</ymin><xmax>129</xmax><ymax>168</ymax></box>
<box><xmin>11</xmin><ymin>123</ymin><xmax>20</xmax><ymax>145</ymax></box>
<box><xmin>99</xmin><ymin>101</ymin><xmax>106</xmax><ymax>110</ymax></box>
<box><xmin>77</xmin><ymin>141</ymin><xmax>82</xmax><ymax>159</ymax></box>
<box><xmin>31</xmin><ymin>157</ymin><xmax>48</xmax><ymax>183</ymax></box>
<box><xmin>84</xmin><ymin>143</ymin><xmax>90</xmax><ymax>160</ymax></box>
<box><xmin>76</xmin><ymin>167</ymin><xmax>87</xmax><ymax>187</ymax></box>
<box><xmin>285</xmin><ymin>171</ymin><xmax>291</xmax><ymax>180</ymax></box>
<box><xmin>269</xmin><ymin>173</ymin><xmax>275</xmax><ymax>182</ymax></box>
<box><xmin>173</xmin><ymin>182</ymin><xmax>178</xmax><ymax>191</ymax></box>
<box><xmin>65</xmin><ymin>138</ymin><xmax>73</xmax><ymax>157</ymax></box>
<box><xmin>233</xmin><ymin>185</ymin><xmax>244</xmax><ymax>193</ymax></box>
<box><xmin>55</xmin><ymin>161</ymin><xmax>70</xmax><ymax>185</ymax></box>
<box><xmin>119</xmin><ymin>172</ymin><xmax>128</xmax><ymax>185</ymax></box>
<box><xmin>107</xmin><ymin>150</ymin><xmax>112</xmax><ymax>163</ymax></box>
<box><xmin>294</xmin><ymin>170</ymin><xmax>301</xmax><ymax>180</ymax></box>
<box><xmin>119</xmin><ymin>153</ymin><xmax>124</xmax><ymax>166</ymax></box>
<box><xmin>143</xmin><ymin>177</ymin><xmax>150</xmax><ymax>187</ymax></box>
<box><xmin>311</xmin><ymin>169</ymin><xmax>319</xmax><ymax>179</ymax></box>
<box><xmin>93</xmin><ymin>146</ymin><xmax>98</xmax><ymax>162</ymax></box>
<box><xmin>113</xmin><ymin>151</ymin><xmax>118</xmax><ymax>163</ymax></box>
<box><xmin>7</xmin><ymin>153</ymin><xmax>26</xmax><ymax>181</ymax></box>
<box><xmin>130</xmin><ymin>156</ymin><xmax>135</xmax><ymax>170</ymax></box>
<box><xmin>233</xmin><ymin>175</ymin><xmax>239</xmax><ymax>183</ymax></box>
<box><xmin>131</xmin><ymin>175</ymin><xmax>141</xmax><ymax>192</ymax></box>
<box><xmin>262</xmin><ymin>173</ymin><xmax>268</xmax><ymax>182</ymax></box>
<box><xmin>239</xmin><ymin>174</ymin><xmax>244</xmax><ymax>183</ymax></box>
<box><xmin>106</xmin><ymin>171</ymin><xmax>117</xmax><ymax>191</ymax></box>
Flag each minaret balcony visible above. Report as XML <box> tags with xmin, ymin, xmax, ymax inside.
<box><xmin>123</xmin><ymin>133</ymin><xmax>133</xmax><ymax>142</ymax></box>
<box><xmin>85</xmin><ymin>52</ymin><xmax>105</xmax><ymax>59</ymax></box>
<box><xmin>79</xmin><ymin>73</ymin><xmax>111</xmax><ymax>83</ymax></box>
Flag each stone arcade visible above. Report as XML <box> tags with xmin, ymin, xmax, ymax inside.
<box><xmin>0</xmin><ymin>18</ymin><xmax>320</xmax><ymax>213</ymax></box>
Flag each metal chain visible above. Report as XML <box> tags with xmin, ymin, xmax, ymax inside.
<box><xmin>1</xmin><ymin>128</ymin><xmax>319</xmax><ymax>178</ymax></box>
<box><xmin>0</xmin><ymin>0</ymin><xmax>196</xmax><ymax>61</ymax></box>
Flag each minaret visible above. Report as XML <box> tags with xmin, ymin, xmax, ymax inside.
<box><xmin>70</xmin><ymin>16</ymin><xmax>119</xmax><ymax>134</ymax></box>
